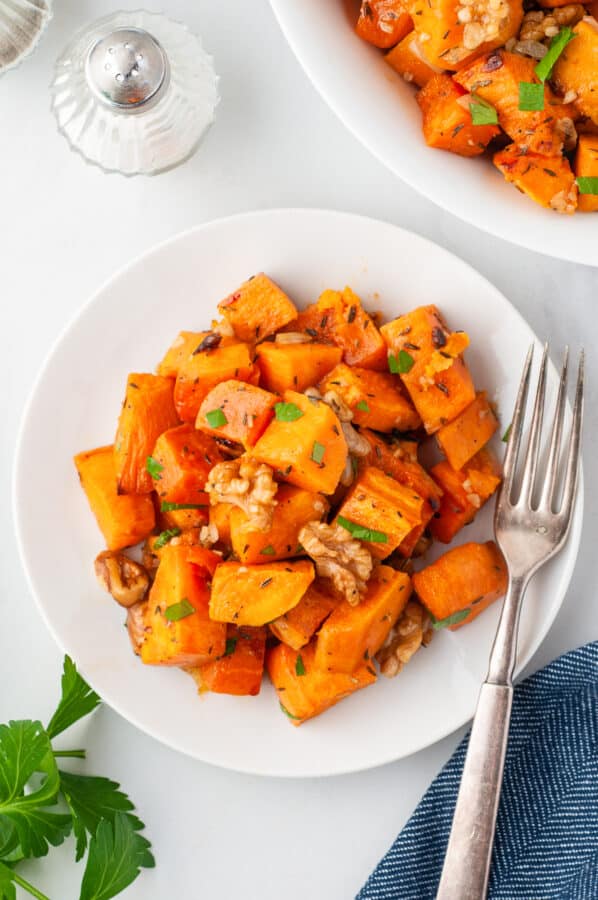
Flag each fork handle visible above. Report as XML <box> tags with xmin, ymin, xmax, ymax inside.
<box><xmin>435</xmin><ymin>682</ymin><xmax>513</xmax><ymax>900</ymax></box>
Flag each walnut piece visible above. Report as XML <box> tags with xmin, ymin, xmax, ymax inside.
<box><xmin>305</xmin><ymin>387</ymin><xmax>370</xmax><ymax>458</ymax></box>
<box><xmin>94</xmin><ymin>551</ymin><xmax>150</xmax><ymax>608</ymax></box>
<box><xmin>377</xmin><ymin>601</ymin><xmax>433</xmax><ymax>677</ymax></box>
<box><xmin>206</xmin><ymin>456</ymin><xmax>278</xmax><ymax>533</ymax></box>
<box><xmin>298</xmin><ymin>521</ymin><xmax>373</xmax><ymax>605</ymax></box>
<box><xmin>126</xmin><ymin>602</ymin><xmax>147</xmax><ymax>656</ymax></box>
<box><xmin>519</xmin><ymin>6</ymin><xmax>584</xmax><ymax>44</ymax></box>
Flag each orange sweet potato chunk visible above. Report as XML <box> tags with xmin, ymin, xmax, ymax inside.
<box><xmin>267</xmin><ymin>641</ymin><xmax>377</xmax><ymax>726</ymax></box>
<box><xmin>230</xmin><ymin>484</ymin><xmax>328</xmax><ymax>564</ymax></box>
<box><xmin>189</xmin><ymin>625</ymin><xmax>266</xmax><ymax>696</ymax></box>
<box><xmin>430</xmin><ymin>448</ymin><xmax>501</xmax><ymax>543</ymax></box>
<box><xmin>380</xmin><ymin>304</ymin><xmax>449</xmax><ymax>364</ymax></box>
<box><xmin>401</xmin><ymin>353</ymin><xmax>476</xmax><ymax>434</ymax></box>
<box><xmin>209</xmin><ymin>560</ymin><xmax>315</xmax><ymax>626</ymax></box>
<box><xmin>157</xmin><ymin>331</ymin><xmax>204</xmax><ymax>378</ymax></box>
<box><xmin>114</xmin><ymin>373</ymin><xmax>179</xmax><ymax>494</ymax></box>
<box><xmin>160</xmin><ymin>500</ymin><xmax>209</xmax><ymax>532</ymax></box>
<box><xmin>269</xmin><ymin>580</ymin><xmax>338</xmax><ymax>650</ymax></box>
<box><xmin>575</xmin><ymin>133</ymin><xmax>598</xmax><ymax>212</ymax></box>
<box><xmin>319</xmin><ymin>363</ymin><xmax>421</xmax><ymax>432</ymax></box>
<box><xmin>553</xmin><ymin>19</ymin><xmax>598</xmax><ymax>126</ymax></box>
<box><xmin>413</xmin><ymin>541</ymin><xmax>508</xmax><ymax>629</ymax></box>
<box><xmin>140</xmin><ymin>545</ymin><xmax>226</xmax><ymax>666</ymax></box>
<box><xmin>417</xmin><ymin>74</ymin><xmax>500</xmax><ymax>157</ymax></box>
<box><xmin>174</xmin><ymin>340</ymin><xmax>257</xmax><ymax>423</ymax></box>
<box><xmin>196</xmin><ymin>380</ymin><xmax>279</xmax><ymax>448</ymax></box>
<box><xmin>152</xmin><ymin>424</ymin><xmax>224</xmax><ymax>504</ymax></box>
<box><xmin>217</xmin><ymin>273</ymin><xmax>298</xmax><ymax>342</ymax></box>
<box><xmin>436</xmin><ymin>391</ymin><xmax>499</xmax><ymax>470</ymax></box>
<box><xmin>256</xmin><ymin>342</ymin><xmax>342</xmax><ymax>394</ymax></box>
<box><xmin>386</xmin><ymin>32</ymin><xmax>442</xmax><ymax>87</ymax></box>
<box><xmin>75</xmin><ymin>446</ymin><xmax>155</xmax><ymax>550</ymax></box>
<box><xmin>494</xmin><ymin>144</ymin><xmax>578</xmax><ymax>213</ymax></box>
<box><xmin>315</xmin><ymin>566</ymin><xmax>411</xmax><ymax>673</ymax></box>
<box><xmin>252</xmin><ymin>390</ymin><xmax>348</xmax><ymax>494</ymax></box>
<box><xmin>356</xmin><ymin>0</ymin><xmax>413</xmax><ymax>48</ymax></box>
<box><xmin>361</xmin><ymin>430</ymin><xmax>444</xmax><ymax>507</ymax></box>
<box><xmin>315</xmin><ymin>288</ymin><xmax>388</xmax><ymax>370</ymax></box>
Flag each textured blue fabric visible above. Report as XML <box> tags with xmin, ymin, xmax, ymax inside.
<box><xmin>358</xmin><ymin>642</ymin><xmax>598</xmax><ymax>900</ymax></box>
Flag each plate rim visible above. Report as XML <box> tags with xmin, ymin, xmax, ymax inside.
<box><xmin>12</xmin><ymin>207</ymin><xmax>585</xmax><ymax>777</ymax></box>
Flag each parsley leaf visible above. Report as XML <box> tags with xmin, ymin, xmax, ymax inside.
<box><xmin>145</xmin><ymin>456</ymin><xmax>163</xmax><ymax>480</ymax></box>
<box><xmin>0</xmin><ymin>861</ymin><xmax>16</xmax><ymax>900</ymax></box>
<box><xmin>577</xmin><ymin>176</ymin><xmax>598</xmax><ymax>195</ymax></box>
<box><xmin>79</xmin><ymin>813</ymin><xmax>154</xmax><ymax>900</ymax></box>
<box><xmin>223</xmin><ymin>638</ymin><xmax>237</xmax><ymax>657</ymax></box>
<box><xmin>205</xmin><ymin>408</ymin><xmax>227</xmax><ymax>428</ymax></box>
<box><xmin>535</xmin><ymin>26</ymin><xmax>575</xmax><ymax>82</ymax></box>
<box><xmin>518</xmin><ymin>82</ymin><xmax>544</xmax><ymax>111</ymax></box>
<box><xmin>502</xmin><ymin>423</ymin><xmax>512</xmax><ymax>443</ymax></box>
<box><xmin>337</xmin><ymin>515</ymin><xmax>388</xmax><ymax>543</ymax></box>
<box><xmin>295</xmin><ymin>655</ymin><xmax>306</xmax><ymax>676</ymax></box>
<box><xmin>311</xmin><ymin>441</ymin><xmax>326</xmax><ymax>464</ymax></box>
<box><xmin>47</xmin><ymin>657</ymin><xmax>101</xmax><ymax>740</ymax></box>
<box><xmin>279</xmin><ymin>702</ymin><xmax>301</xmax><ymax>721</ymax></box>
<box><xmin>274</xmin><ymin>402</ymin><xmax>304</xmax><ymax>422</ymax></box>
<box><xmin>431</xmin><ymin>608</ymin><xmax>471</xmax><ymax>630</ymax></box>
<box><xmin>388</xmin><ymin>350</ymin><xmax>414</xmax><ymax>375</ymax></box>
<box><xmin>153</xmin><ymin>527</ymin><xmax>181</xmax><ymax>549</ymax></box>
<box><xmin>260</xmin><ymin>545</ymin><xmax>276</xmax><ymax>556</ymax></box>
<box><xmin>160</xmin><ymin>501</ymin><xmax>207</xmax><ymax>512</ymax></box>
<box><xmin>355</xmin><ymin>400</ymin><xmax>370</xmax><ymax>413</ymax></box>
<box><xmin>163</xmin><ymin>599</ymin><xmax>195</xmax><ymax>622</ymax></box>
<box><xmin>469</xmin><ymin>94</ymin><xmax>498</xmax><ymax>125</ymax></box>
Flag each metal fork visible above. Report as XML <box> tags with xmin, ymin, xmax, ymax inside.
<box><xmin>436</xmin><ymin>345</ymin><xmax>584</xmax><ymax>900</ymax></box>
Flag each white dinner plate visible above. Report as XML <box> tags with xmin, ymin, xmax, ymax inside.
<box><xmin>269</xmin><ymin>0</ymin><xmax>598</xmax><ymax>267</ymax></box>
<box><xmin>14</xmin><ymin>209</ymin><xmax>583</xmax><ymax>777</ymax></box>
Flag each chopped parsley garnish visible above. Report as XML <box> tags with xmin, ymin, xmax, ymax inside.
<box><xmin>145</xmin><ymin>456</ymin><xmax>163</xmax><ymax>480</ymax></box>
<box><xmin>311</xmin><ymin>441</ymin><xmax>326</xmax><ymax>464</ymax></box>
<box><xmin>153</xmin><ymin>527</ymin><xmax>181</xmax><ymax>549</ymax></box>
<box><xmin>163</xmin><ymin>599</ymin><xmax>195</xmax><ymax>622</ymax></box>
<box><xmin>160</xmin><ymin>501</ymin><xmax>207</xmax><ymax>512</ymax></box>
<box><xmin>223</xmin><ymin>637</ymin><xmax>237</xmax><ymax>657</ymax></box>
<box><xmin>279</xmin><ymin>702</ymin><xmax>301</xmax><ymax>720</ymax></box>
<box><xmin>469</xmin><ymin>94</ymin><xmax>498</xmax><ymax>126</ymax></box>
<box><xmin>205</xmin><ymin>408</ymin><xmax>228</xmax><ymax>428</ymax></box>
<box><xmin>337</xmin><ymin>515</ymin><xmax>388</xmax><ymax>543</ymax></box>
<box><xmin>355</xmin><ymin>400</ymin><xmax>370</xmax><ymax>413</ymax></box>
<box><xmin>535</xmin><ymin>26</ymin><xmax>575</xmax><ymax>82</ymax></box>
<box><xmin>518</xmin><ymin>81</ymin><xmax>544</xmax><ymax>111</ymax></box>
<box><xmin>577</xmin><ymin>176</ymin><xmax>598</xmax><ymax>195</ymax></box>
<box><xmin>388</xmin><ymin>350</ymin><xmax>415</xmax><ymax>375</ymax></box>
<box><xmin>260</xmin><ymin>545</ymin><xmax>276</xmax><ymax>556</ymax></box>
<box><xmin>502</xmin><ymin>423</ymin><xmax>512</xmax><ymax>443</ymax></box>
<box><xmin>431</xmin><ymin>608</ymin><xmax>471</xmax><ymax>630</ymax></box>
<box><xmin>295</xmin><ymin>654</ymin><xmax>306</xmax><ymax>676</ymax></box>
<box><xmin>274</xmin><ymin>401</ymin><xmax>304</xmax><ymax>422</ymax></box>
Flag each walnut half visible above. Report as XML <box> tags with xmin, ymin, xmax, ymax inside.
<box><xmin>95</xmin><ymin>551</ymin><xmax>150</xmax><ymax>608</ymax></box>
<box><xmin>298</xmin><ymin>521</ymin><xmax>373</xmax><ymax>605</ymax></box>
<box><xmin>377</xmin><ymin>601</ymin><xmax>433</xmax><ymax>677</ymax></box>
<box><xmin>205</xmin><ymin>456</ymin><xmax>278</xmax><ymax>533</ymax></box>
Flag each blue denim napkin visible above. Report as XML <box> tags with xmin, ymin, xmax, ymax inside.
<box><xmin>358</xmin><ymin>641</ymin><xmax>598</xmax><ymax>900</ymax></box>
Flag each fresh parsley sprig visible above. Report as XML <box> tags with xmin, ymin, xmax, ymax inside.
<box><xmin>0</xmin><ymin>657</ymin><xmax>154</xmax><ymax>900</ymax></box>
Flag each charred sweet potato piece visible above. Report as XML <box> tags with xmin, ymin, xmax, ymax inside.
<box><xmin>217</xmin><ymin>273</ymin><xmax>298</xmax><ymax>342</ymax></box>
<box><xmin>189</xmin><ymin>625</ymin><xmax>266</xmax><ymax>696</ymax></box>
<box><xmin>553</xmin><ymin>19</ymin><xmax>598</xmax><ymax>126</ymax></box>
<box><xmin>315</xmin><ymin>288</ymin><xmax>388</xmax><ymax>370</ymax></box>
<box><xmin>209</xmin><ymin>560</ymin><xmax>315</xmax><ymax>626</ymax></box>
<box><xmin>75</xmin><ymin>446</ymin><xmax>155</xmax><ymax>550</ymax></box>
<box><xmin>380</xmin><ymin>304</ymin><xmax>449</xmax><ymax>364</ymax></box>
<box><xmin>252</xmin><ymin>389</ymin><xmax>348</xmax><ymax>494</ymax></box>
<box><xmin>269</xmin><ymin>580</ymin><xmax>337</xmax><ymax>650</ymax></box>
<box><xmin>400</xmin><ymin>345</ymin><xmax>476</xmax><ymax>434</ymax></box>
<box><xmin>315</xmin><ymin>566</ymin><xmax>411</xmax><ymax>673</ymax></box>
<box><xmin>356</xmin><ymin>0</ymin><xmax>413</xmax><ymax>48</ymax></box>
<box><xmin>114</xmin><ymin>374</ymin><xmax>179</xmax><ymax>494</ymax></box>
<box><xmin>230</xmin><ymin>485</ymin><xmax>328</xmax><ymax>564</ymax></box>
<box><xmin>319</xmin><ymin>363</ymin><xmax>421</xmax><ymax>432</ymax></box>
<box><xmin>455</xmin><ymin>51</ymin><xmax>575</xmax><ymax>155</ymax></box>
<box><xmin>417</xmin><ymin>74</ymin><xmax>500</xmax><ymax>157</ymax></box>
<box><xmin>152</xmin><ymin>424</ymin><xmax>224</xmax><ymax>504</ymax></box>
<box><xmin>436</xmin><ymin>391</ymin><xmax>498</xmax><ymax>470</ymax></box>
<box><xmin>256</xmin><ymin>342</ymin><xmax>342</xmax><ymax>394</ymax></box>
<box><xmin>157</xmin><ymin>331</ymin><xmax>204</xmax><ymax>378</ymax></box>
<box><xmin>413</xmin><ymin>541</ymin><xmax>508</xmax><ymax>629</ymax></box>
<box><xmin>494</xmin><ymin>144</ymin><xmax>578</xmax><ymax>213</ymax></box>
<box><xmin>361</xmin><ymin>430</ymin><xmax>444</xmax><ymax>506</ymax></box>
<box><xmin>386</xmin><ymin>32</ymin><xmax>442</xmax><ymax>86</ymax></box>
<box><xmin>575</xmin><ymin>133</ymin><xmax>598</xmax><ymax>212</ymax></box>
<box><xmin>267</xmin><ymin>641</ymin><xmax>377</xmax><ymax>726</ymax></box>
<box><xmin>140</xmin><ymin>545</ymin><xmax>226</xmax><ymax>666</ymax></box>
<box><xmin>430</xmin><ymin>448</ymin><xmax>501</xmax><ymax>542</ymax></box>
<box><xmin>174</xmin><ymin>340</ymin><xmax>257</xmax><ymax>423</ymax></box>
<box><xmin>196</xmin><ymin>380</ymin><xmax>279</xmax><ymax>448</ymax></box>
<box><xmin>334</xmin><ymin>466</ymin><xmax>425</xmax><ymax>559</ymax></box>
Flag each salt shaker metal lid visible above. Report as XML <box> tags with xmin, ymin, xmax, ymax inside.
<box><xmin>0</xmin><ymin>0</ymin><xmax>52</xmax><ymax>75</ymax></box>
<box><xmin>51</xmin><ymin>10</ymin><xmax>219</xmax><ymax>176</ymax></box>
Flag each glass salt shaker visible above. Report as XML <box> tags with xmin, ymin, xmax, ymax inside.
<box><xmin>50</xmin><ymin>10</ymin><xmax>219</xmax><ymax>176</ymax></box>
<box><xmin>0</xmin><ymin>0</ymin><xmax>52</xmax><ymax>75</ymax></box>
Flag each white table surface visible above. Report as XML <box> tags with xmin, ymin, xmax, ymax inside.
<box><xmin>1</xmin><ymin>1</ymin><xmax>597</xmax><ymax>898</ymax></box>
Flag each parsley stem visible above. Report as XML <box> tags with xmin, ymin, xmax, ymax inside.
<box><xmin>52</xmin><ymin>748</ymin><xmax>86</xmax><ymax>759</ymax></box>
<box><xmin>11</xmin><ymin>873</ymin><xmax>51</xmax><ymax>900</ymax></box>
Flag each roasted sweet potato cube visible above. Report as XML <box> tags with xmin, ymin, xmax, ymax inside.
<box><xmin>413</xmin><ymin>541</ymin><xmax>507</xmax><ymax>629</ymax></box>
<box><xmin>157</xmin><ymin>331</ymin><xmax>204</xmax><ymax>378</ymax></box>
<box><xmin>152</xmin><ymin>424</ymin><xmax>224</xmax><ymax>504</ymax></box>
<box><xmin>74</xmin><ymin>446</ymin><xmax>155</xmax><ymax>550</ymax></box>
<box><xmin>430</xmin><ymin>448</ymin><xmax>501</xmax><ymax>542</ymax></box>
<box><xmin>196</xmin><ymin>380</ymin><xmax>279</xmax><ymax>449</ymax></box>
<box><xmin>334</xmin><ymin>466</ymin><xmax>425</xmax><ymax>559</ymax></box>
<box><xmin>455</xmin><ymin>51</ymin><xmax>575</xmax><ymax>155</ymax></box>
<box><xmin>174</xmin><ymin>340</ymin><xmax>257</xmax><ymax>423</ymax></box>
<box><xmin>315</xmin><ymin>566</ymin><xmax>411</xmax><ymax>673</ymax></box>
<box><xmin>436</xmin><ymin>391</ymin><xmax>498</xmax><ymax>470</ymax></box>
<box><xmin>256</xmin><ymin>342</ymin><xmax>342</xmax><ymax>394</ymax></box>
<box><xmin>494</xmin><ymin>144</ymin><xmax>578</xmax><ymax>213</ymax></box>
<box><xmin>553</xmin><ymin>20</ymin><xmax>598</xmax><ymax>126</ymax></box>
<box><xmin>401</xmin><ymin>352</ymin><xmax>476</xmax><ymax>434</ymax></box>
<box><xmin>160</xmin><ymin>499</ymin><xmax>210</xmax><ymax>531</ymax></box>
<box><xmin>361</xmin><ymin>430</ymin><xmax>444</xmax><ymax>507</ymax></box>
<box><xmin>209</xmin><ymin>560</ymin><xmax>315</xmax><ymax>626</ymax></box>
<box><xmin>252</xmin><ymin>389</ymin><xmax>348</xmax><ymax>494</ymax></box>
<box><xmin>114</xmin><ymin>373</ymin><xmax>179</xmax><ymax>494</ymax></box>
<box><xmin>356</xmin><ymin>0</ymin><xmax>413</xmax><ymax>48</ymax></box>
<box><xmin>279</xmin><ymin>303</ymin><xmax>335</xmax><ymax>342</ymax></box>
<box><xmin>188</xmin><ymin>625</ymin><xmax>266</xmax><ymax>696</ymax></box>
<box><xmin>397</xmin><ymin>500</ymin><xmax>434</xmax><ymax>558</ymax></box>
<box><xmin>140</xmin><ymin>545</ymin><xmax>226</xmax><ymax>666</ymax></box>
<box><xmin>380</xmin><ymin>304</ymin><xmax>449</xmax><ymax>364</ymax></box>
<box><xmin>315</xmin><ymin>288</ymin><xmax>388</xmax><ymax>370</ymax></box>
<box><xmin>217</xmin><ymin>273</ymin><xmax>298</xmax><ymax>342</ymax></box>
<box><xmin>231</xmin><ymin>485</ymin><xmax>328</xmax><ymax>564</ymax></box>
<box><xmin>319</xmin><ymin>363</ymin><xmax>421</xmax><ymax>433</ymax></box>
<box><xmin>385</xmin><ymin>32</ymin><xmax>442</xmax><ymax>87</ymax></box>
<box><xmin>416</xmin><ymin>75</ymin><xmax>500</xmax><ymax>157</ymax></box>
<box><xmin>269</xmin><ymin>580</ymin><xmax>337</xmax><ymax>650</ymax></box>
<box><xmin>267</xmin><ymin>641</ymin><xmax>377</xmax><ymax>726</ymax></box>
<box><xmin>575</xmin><ymin>133</ymin><xmax>598</xmax><ymax>212</ymax></box>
